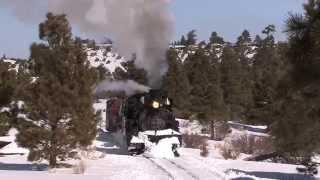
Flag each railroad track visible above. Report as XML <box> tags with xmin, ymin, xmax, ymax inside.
<box><xmin>142</xmin><ymin>154</ymin><xmax>200</xmax><ymax>180</ymax></box>
<box><xmin>143</xmin><ymin>155</ymin><xmax>175</xmax><ymax>180</ymax></box>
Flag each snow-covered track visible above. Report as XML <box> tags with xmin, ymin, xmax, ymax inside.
<box><xmin>177</xmin><ymin>155</ymin><xmax>226</xmax><ymax>180</ymax></box>
<box><xmin>142</xmin><ymin>151</ymin><xmax>226</xmax><ymax>180</ymax></box>
<box><xmin>143</xmin><ymin>154</ymin><xmax>201</xmax><ymax>180</ymax></box>
<box><xmin>165</xmin><ymin>159</ymin><xmax>200</xmax><ymax>180</ymax></box>
<box><xmin>143</xmin><ymin>155</ymin><xmax>175</xmax><ymax>180</ymax></box>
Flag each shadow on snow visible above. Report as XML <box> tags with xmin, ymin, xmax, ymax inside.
<box><xmin>95</xmin><ymin>129</ymin><xmax>129</xmax><ymax>156</ymax></box>
<box><xmin>228</xmin><ymin>169</ymin><xmax>316</xmax><ymax>180</ymax></box>
<box><xmin>0</xmin><ymin>162</ymin><xmax>47</xmax><ymax>171</ymax></box>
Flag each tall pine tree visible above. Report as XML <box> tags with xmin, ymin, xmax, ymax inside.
<box><xmin>234</xmin><ymin>30</ymin><xmax>255</xmax><ymax>122</ymax></box>
<box><xmin>220</xmin><ymin>46</ymin><xmax>246</xmax><ymax>121</ymax></box>
<box><xmin>0</xmin><ymin>61</ymin><xmax>17</xmax><ymax>135</ymax></box>
<box><xmin>271</xmin><ymin>0</ymin><xmax>320</xmax><ymax>158</ymax></box>
<box><xmin>250</xmin><ymin>25</ymin><xmax>285</xmax><ymax>125</ymax></box>
<box><xmin>162</xmin><ymin>49</ymin><xmax>191</xmax><ymax>116</ymax></box>
<box><xmin>16</xmin><ymin>13</ymin><xmax>98</xmax><ymax>167</ymax></box>
<box><xmin>185</xmin><ymin>49</ymin><xmax>228</xmax><ymax>139</ymax></box>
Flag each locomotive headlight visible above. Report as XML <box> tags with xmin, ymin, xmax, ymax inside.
<box><xmin>152</xmin><ymin>101</ymin><xmax>160</xmax><ymax>109</ymax></box>
<box><xmin>165</xmin><ymin>98</ymin><xmax>171</xmax><ymax>105</ymax></box>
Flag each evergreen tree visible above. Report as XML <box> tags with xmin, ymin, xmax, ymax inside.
<box><xmin>250</xmin><ymin>26</ymin><xmax>285</xmax><ymax>124</ymax></box>
<box><xmin>220</xmin><ymin>46</ymin><xmax>246</xmax><ymax>120</ymax></box>
<box><xmin>162</xmin><ymin>49</ymin><xmax>191</xmax><ymax>114</ymax></box>
<box><xmin>271</xmin><ymin>0</ymin><xmax>320</xmax><ymax>157</ymax></box>
<box><xmin>234</xmin><ymin>30</ymin><xmax>255</xmax><ymax>120</ymax></box>
<box><xmin>186</xmin><ymin>30</ymin><xmax>197</xmax><ymax>46</ymax></box>
<box><xmin>0</xmin><ymin>61</ymin><xmax>17</xmax><ymax>135</ymax></box>
<box><xmin>113</xmin><ymin>58</ymin><xmax>148</xmax><ymax>85</ymax></box>
<box><xmin>254</xmin><ymin>35</ymin><xmax>263</xmax><ymax>47</ymax></box>
<box><xmin>96</xmin><ymin>64</ymin><xmax>111</xmax><ymax>82</ymax></box>
<box><xmin>16</xmin><ymin>13</ymin><xmax>98</xmax><ymax>167</ymax></box>
<box><xmin>209</xmin><ymin>31</ymin><xmax>225</xmax><ymax>45</ymax></box>
<box><xmin>180</xmin><ymin>35</ymin><xmax>187</xmax><ymax>46</ymax></box>
<box><xmin>185</xmin><ymin>49</ymin><xmax>228</xmax><ymax>139</ymax></box>
<box><xmin>236</xmin><ymin>30</ymin><xmax>251</xmax><ymax>46</ymax></box>
<box><xmin>262</xmin><ymin>25</ymin><xmax>276</xmax><ymax>47</ymax></box>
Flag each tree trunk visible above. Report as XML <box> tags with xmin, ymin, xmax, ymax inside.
<box><xmin>49</xmin><ymin>124</ymin><xmax>57</xmax><ymax>168</ymax></box>
<box><xmin>49</xmin><ymin>151</ymin><xmax>57</xmax><ymax>168</ymax></box>
<box><xmin>210</xmin><ymin>119</ymin><xmax>215</xmax><ymax>140</ymax></box>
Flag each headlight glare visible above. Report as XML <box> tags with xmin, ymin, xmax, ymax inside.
<box><xmin>152</xmin><ymin>101</ymin><xmax>160</xmax><ymax>109</ymax></box>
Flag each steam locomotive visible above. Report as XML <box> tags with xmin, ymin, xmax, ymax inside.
<box><xmin>106</xmin><ymin>90</ymin><xmax>181</xmax><ymax>156</ymax></box>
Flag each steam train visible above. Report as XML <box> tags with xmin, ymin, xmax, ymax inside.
<box><xmin>106</xmin><ymin>90</ymin><xmax>181</xmax><ymax>156</ymax></box>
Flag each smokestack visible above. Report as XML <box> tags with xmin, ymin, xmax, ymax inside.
<box><xmin>1</xmin><ymin>0</ymin><xmax>174</xmax><ymax>88</ymax></box>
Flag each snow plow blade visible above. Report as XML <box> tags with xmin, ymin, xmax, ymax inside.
<box><xmin>129</xmin><ymin>129</ymin><xmax>182</xmax><ymax>157</ymax></box>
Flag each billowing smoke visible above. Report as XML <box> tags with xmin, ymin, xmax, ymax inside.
<box><xmin>0</xmin><ymin>0</ymin><xmax>174</xmax><ymax>87</ymax></box>
<box><xmin>96</xmin><ymin>80</ymin><xmax>150</xmax><ymax>96</ymax></box>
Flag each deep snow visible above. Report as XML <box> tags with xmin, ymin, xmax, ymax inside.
<box><xmin>0</xmin><ymin>121</ymin><xmax>319</xmax><ymax>180</ymax></box>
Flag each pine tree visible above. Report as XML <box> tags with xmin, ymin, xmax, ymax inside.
<box><xmin>220</xmin><ymin>46</ymin><xmax>246</xmax><ymax>121</ymax></box>
<box><xmin>96</xmin><ymin>64</ymin><xmax>111</xmax><ymax>82</ymax></box>
<box><xmin>271</xmin><ymin>0</ymin><xmax>320</xmax><ymax>157</ymax></box>
<box><xmin>186</xmin><ymin>30</ymin><xmax>197</xmax><ymax>46</ymax></box>
<box><xmin>250</xmin><ymin>26</ymin><xmax>285</xmax><ymax>125</ymax></box>
<box><xmin>234</xmin><ymin>30</ymin><xmax>255</xmax><ymax>121</ymax></box>
<box><xmin>0</xmin><ymin>61</ymin><xmax>17</xmax><ymax>135</ymax></box>
<box><xmin>180</xmin><ymin>35</ymin><xmax>187</xmax><ymax>46</ymax></box>
<box><xmin>209</xmin><ymin>31</ymin><xmax>225</xmax><ymax>45</ymax></box>
<box><xmin>16</xmin><ymin>13</ymin><xmax>98</xmax><ymax>167</ymax></box>
<box><xmin>113</xmin><ymin>59</ymin><xmax>148</xmax><ymax>85</ymax></box>
<box><xmin>236</xmin><ymin>30</ymin><xmax>251</xmax><ymax>46</ymax></box>
<box><xmin>0</xmin><ymin>61</ymin><xmax>16</xmax><ymax>109</ymax></box>
<box><xmin>185</xmin><ymin>49</ymin><xmax>228</xmax><ymax>139</ymax></box>
<box><xmin>254</xmin><ymin>35</ymin><xmax>263</xmax><ymax>47</ymax></box>
<box><xmin>162</xmin><ymin>49</ymin><xmax>191</xmax><ymax>115</ymax></box>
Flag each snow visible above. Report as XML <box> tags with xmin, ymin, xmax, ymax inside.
<box><xmin>228</xmin><ymin>121</ymin><xmax>268</xmax><ymax>130</ymax></box>
<box><xmin>148</xmin><ymin>137</ymin><xmax>180</xmax><ymax>159</ymax></box>
<box><xmin>93</xmin><ymin>99</ymin><xmax>107</xmax><ymax>130</ymax></box>
<box><xmin>130</xmin><ymin>136</ymin><xmax>145</xmax><ymax>144</ymax></box>
<box><xmin>86</xmin><ymin>48</ymin><xmax>127</xmax><ymax>73</ymax></box>
<box><xmin>177</xmin><ymin>118</ymin><xmax>204</xmax><ymax>135</ymax></box>
<box><xmin>2</xmin><ymin>59</ymin><xmax>20</xmax><ymax>72</ymax></box>
<box><xmin>0</xmin><ymin>129</ymin><xmax>28</xmax><ymax>154</ymax></box>
<box><xmin>0</xmin><ymin>120</ymin><xmax>319</xmax><ymax>180</ymax></box>
<box><xmin>0</xmin><ymin>107</ymin><xmax>10</xmax><ymax>113</ymax></box>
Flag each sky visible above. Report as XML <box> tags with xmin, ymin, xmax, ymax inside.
<box><xmin>0</xmin><ymin>0</ymin><xmax>306</xmax><ymax>59</ymax></box>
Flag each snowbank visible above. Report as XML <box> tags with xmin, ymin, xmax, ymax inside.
<box><xmin>149</xmin><ymin>137</ymin><xmax>180</xmax><ymax>159</ymax></box>
<box><xmin>0</xmin><ymin>129</ymin><xmax>28</xmax><ymax>154</ymax></box>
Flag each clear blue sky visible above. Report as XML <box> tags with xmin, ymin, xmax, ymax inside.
<box><xmin>0</xmin><ymin>0</ymin><xmax>306</xmax><ymax>59</ymax></box>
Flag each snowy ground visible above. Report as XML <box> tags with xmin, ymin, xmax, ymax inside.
<box><xmin>0</xmin><ymin>127</ymin><xmax>319</xmax><ymax>180</ymax></box>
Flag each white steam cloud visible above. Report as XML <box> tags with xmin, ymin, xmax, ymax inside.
<box><xmin>0</xmin><ymin>0</ymin><xmax>174</xmax><ymax>87</ymax></box>
<box><xmin>96</xmin><ymin>80</ymin><xmax>150</xmax><ymax>96</ymax></box>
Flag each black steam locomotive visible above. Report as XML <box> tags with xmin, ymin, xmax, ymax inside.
<box><xmin>106</xmin><ymin>90</ymin><xmax>181</xmax><ymax>156</ymax></box>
